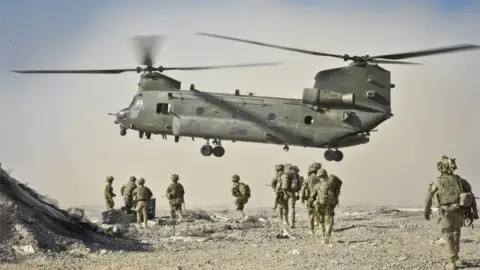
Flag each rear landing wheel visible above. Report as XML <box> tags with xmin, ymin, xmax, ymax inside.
<box><xmin>120</xmin><ymin>128</ymin><xmax>127</xmax><ymax>136</ymax></box>
<box><xmin>146</xmin><ymin>133</ymin><xmax>151</xmax><ymax>139</ymax></box>
<box><xmin>213</xmin><ymin>146</ymin><xmax>225</xmax><ymax>157</ymax></box>
<box><xmin>139</xmin><ymin>131</ymin><xmax>144</xmax><ymax>139</ymax></box>
<box><xmin>333</xmin><ymin>150</ymin><xmax>343</xmax><ymax>162</ymax></box>
<box><xmin>324</xmin><ymin>149</ymin><xmax>344</xmax><ymax>162</ymax></box>
<box><xmin>200</xmin><ymin>145</ymin><xmax>213</xmax><ymax>156</ymax></box>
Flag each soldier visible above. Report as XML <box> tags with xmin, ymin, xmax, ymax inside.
<box><xmin>132</xmin><ymin>177</ymin><xmax>153</xmax><ymax>227</ymax></box>
<box><xmin>120</xmin><ymin>176</ymin><xmax>137</xmax><ymax>214</ymax></box>
<box><xmin>424</xmin><ymin>156</ymin><xmax>478</xmax><ymax>270</ymax></box>
<box><xmin>274</xmin><ymin>165</ymin><xmax>298</xmax><ymax>228</ymax></box>
<box><xmin>309</xmin><ymin>168</ymin><xmax>342</xmax><ymax>243</ymax></box>
<box><xmin>104</xmin><ymin>176</ymin><xmax>116</xmax><ymax>210</ymax></box>
<box><xmin>300</xmin><ymin>162</ymin><xmax>322</xmax><ymax>234</ymax></box>
<box><xmin>271</xmin><ymin>164</ymin><xmax>285</xmax><ymax>222</ymax></box>
<box><xmin>165</xmin><ymin>174</ymin><xmax>185</xmax><ymax>221</ymax></box>
<box><xmin>231</xmin><ymin>174</ymin><xmax>251</xmax><ymax>219</ymax></box>
<box><xmin>287</xmin><ymin>165</ymin><xmax>303</xmax><ymax>228</ymax></box>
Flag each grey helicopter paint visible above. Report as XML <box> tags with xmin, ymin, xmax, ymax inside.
<box><xmin>12</xmin><ymin>35</ymin><xmax>480</xmax><ymax>162</ymax></box>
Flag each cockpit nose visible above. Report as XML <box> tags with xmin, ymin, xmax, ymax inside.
<box><xmin>110</xmin><ymin>108</ymin><xmax>130</xmax><ymax>124</ymax></box>
<box><xmin>117</xmin><ymin>108</ymin><xmax>130</xmax><ymax>120</ymax></box>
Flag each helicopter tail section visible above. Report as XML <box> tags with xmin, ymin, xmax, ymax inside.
<box><xmin>313</xmin><ymin>64</ymin><xmax>392</xmax><ymax>113</ymax></box>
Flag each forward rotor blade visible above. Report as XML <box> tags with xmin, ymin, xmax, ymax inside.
<box><xmin>197</xmin><ymin>32</ymin><xmax>345</xmax><ymax>59</ymax></box>
<box><xmin>370</xmin><ymin>44</ymin><xmax>480</xmax><ymax>60</ymax></box>
<box><xmin>11</xmin><ymin>69</ymin><xmax>137</xmax><ymax>74</ymax></box>
<box><xmin>368</xmin><ymin>59</ymin><xmax>422</xmax><ymax>65</ymax></box>
<box><xmin>130</xmin><ymin>35</ymin><xmax>165</xmax><ymax>67</ymax></box>
<box><xmin>162</xmin><ymin>62</ymin><xmax>283</xmax><ymax>71</ymax></box>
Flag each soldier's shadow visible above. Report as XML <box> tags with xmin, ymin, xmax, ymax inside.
<box><xmin>458</xmin><ymin>259</ymin><xmax>480</xmax><ymax>269</ymax></box>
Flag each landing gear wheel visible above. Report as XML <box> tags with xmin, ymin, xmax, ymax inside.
<box><xmin>200</xmin><ymin>145</ymin><xmax>213</xmax><ymax>156</ymax></box>
<box><xmin>333</xmin><ymin>150</ymin><xmax>343</xmax><ymax>162</ymax></box>
<box><xmin>120</xmin><ymin>128</ymin><xmax>127</xmax><ymax>136</ymax></box>
<box><xmin>213</xmin><ymin>146</ymin><xmax>225</xmax><ymax>157</ymax></box>
<box><xmin>139</xmin><ymin>131</ymin><xmax>144</xmax><ymax>139</ymax></box>
<box><xmin>283</xmin><ymin>145</ymin><xmax>290</xmax><ymax>152</ymax></box>
<box><xmin>146</xmin><ymin>133</ymin><xmax>151</xmax><ymax>139</ymax></box>
<box><xmin>324</xmin><ymin>149</ymin><xmax>334</xmax><ymax>161</ymax></box>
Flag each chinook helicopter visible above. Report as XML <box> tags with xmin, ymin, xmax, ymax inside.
<box><xmin>12</xmin><ymin>35</ymin><xmax>480</xmax><ymax>162</ymax></box>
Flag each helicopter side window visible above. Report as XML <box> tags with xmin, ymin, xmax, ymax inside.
<box><xmin>156</xmin><ymin>103</ymin><xmax>170</xmax><ymax>114</ymax></box>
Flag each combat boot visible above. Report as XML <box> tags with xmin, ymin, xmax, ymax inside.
<box><xmin>444</xmin><ymin>261</ymin><xmax>457</xmax><ymax>270</ymax></box>
<box><xmin>324</xmin><ymin>224</ymin><xmax>333</xmax><ymax>244</ymax></box>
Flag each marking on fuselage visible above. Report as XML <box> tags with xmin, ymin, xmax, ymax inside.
<box><xmin>230</xmin><ymin>127</ymin><xmax>247</xmax><ymax>135</ymax></box>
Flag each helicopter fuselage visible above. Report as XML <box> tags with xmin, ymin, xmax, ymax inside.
<box><xmin>115</xmin><ymin>84</ymin><xmax>391</xmax><ymax>161</ymax></box>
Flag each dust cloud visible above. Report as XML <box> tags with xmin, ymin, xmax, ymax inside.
<box><xmin>0</xmin><ymin>2</ymin><xmax>479</xmax><ymax>210</ymax></box>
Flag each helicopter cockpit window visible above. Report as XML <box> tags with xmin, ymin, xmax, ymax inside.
<box><xmin>156</xmin><ymin>103</ymin><xmax>170</xmax><ymax>114</ymax></box>
<box><xmin>131</xmin><ymin>99</ymin><xmax>144</xmax><ymax>110</ymax></box>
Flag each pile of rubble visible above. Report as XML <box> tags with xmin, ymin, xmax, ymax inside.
<box><xmin>0</xmin><ymin>166</ymin><xmax>150</xmax><ymax>263</ymax></box>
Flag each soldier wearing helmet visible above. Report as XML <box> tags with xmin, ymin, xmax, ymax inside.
<box><xmin>132</xmin><ymin>177</ymin><xmax>153</xmax><ymax>227</ymax></box>
<box><xmin>270</xmin><ymin>164</ymin><xmax>285</xmax><ymax>222</ymax></box>
<box><xmin>425</xmin><ymin>155</ymin><xmax>478</xmax><ymax>270</ymax></box>
<box><xmin>104</xmin><ymin>176</ymin><xmax>116</xmax><ymax>210</ymax></box>
<box><xmin>231</xmin><ymin>174</ymin><xmax>251</xmax><ymax>219</ymax></box>
<box><xmin>300</xmin><ymin>162</ymin><xmax>323</xmax><ymax>234</ymax></box>
<box><xmin>165</xmin><ymin>174</ymin><xmax>185</xmax><ymax>221</ymax></box>
<box><xmin>309</xmin><ymin>168</ymin><xmax>342</xmax><ymax>243</ymax></box>
<box><xmin>120</xmin><ymin>176</ymin><xmax>137</xmax><ymax>214</ymax></box>
<box><xmin>281</xmin><ymin>164</ymin><xmax>303</xmax><ymax>228</ymax></box>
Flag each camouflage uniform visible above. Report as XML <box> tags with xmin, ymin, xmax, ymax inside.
<box><xmin>104</xmin><ymin>176</ymin><xmax>116</xmax><ymax>209</ymax></box>
<box><xmin>309</xmin><ymin>168</ymin><xmax>342</xmax><ymax>243</ymax></box>
<box><xmin>300</xmin><ymin>162</ymin><xmax>322</xmax><ymax>234</ymax></box>
<box><xmin>132</xmin><ymin>178</ymin><xmax>153</xmax><ymax>227</ymax></box>
<box><xmin>231</xmin><ymin>174</ymin><xmax>250</xmax><ymax>219</ymax></box>
<box><xmin>275</xmin><ymin>165</ymin><xmax>300</xmax><ymax>228</ymax></box>
<box><xmin>120</xmin><ymin>176</ymin><xmax>137</xmax><ymax>214</ymax></box>
<box><xmin>424</xmin><ymin>156</ymin><xmax>478</xmax><ymax>270</ymax></box>
<box><xmin>271</xmin><ymin>164</ymin><xmax>285</xmax><ymax>222</ymax></box>
<box><xmin>165</xmin><ymin>174</ymin><xmax>185</xmax><ymax>221</ymax></box>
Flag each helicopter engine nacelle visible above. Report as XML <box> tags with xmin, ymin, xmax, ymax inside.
<box><xmin>302</xmin><ymin>88</ymin><xmax>355</xmax><ymax>106</ymax></box>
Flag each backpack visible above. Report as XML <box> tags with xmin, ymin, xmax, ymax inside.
<box><xmin>315</xmin><ymin>179</ymin><xmax>338</xmax><ymax>206</ymax></box>
<box><xmin>281</xmin><ymin>174</ymin><xmax>292</xmax><ymax>191</ymax></box>
<box><xmin>291</xmin><ymin>175</ymin><xmax>303</xmax><ymax>193</ymax></box>
<box><xmin>436</xmin><ymin>175</ymin><xmax>462</xmax><ymax>206</ymax></box>
<box><xmin>239</xmin><ymin>183</ymin><xmax>251</xmax><ymax>199</ymax></box>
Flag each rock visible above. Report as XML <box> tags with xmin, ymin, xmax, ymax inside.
<box><xmin>290</xmin><ymin>249</ymin><xmax>300</xmax><ymax>255</ymax></box>
<box><xmin>12</xmin><ymin>245</ymin><xmax>35</xmax><ymax>255</ymax></box>
<box><xmin>99</xmin><ymin>249</ymin><xmax>108</xmax><ymax>255</ymax></box>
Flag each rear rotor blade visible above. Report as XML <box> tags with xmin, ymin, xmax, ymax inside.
<box><xmin>368</xmin><ymin>59</ymin><xmax>422</xmax><ymax>65</ymax></box>
<box><xmin>11</xmin><ymin>69</ymin><xmax>137</xmax><ymax>74</ymax></box>
<box><xmin>130</xmin><ymin>35</ymin><xmax>165</xmax><ymax>67</ymax></box>
<box><xmin>162</xmin><ymin>62</ymin><xmax>283</xmax><ymax>71</ymax></box>
<box><xmin>197</xmin><ymin>32</ymin><xmax>345</xmax><ymax>59</ymax></box>
<box><xmin>369</xmin><ymin>44</ymin><xmax>480</xmax><ymax>60</ymax></box>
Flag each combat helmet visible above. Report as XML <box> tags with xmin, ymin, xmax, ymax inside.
<box><xmin>129</xmin><ymin>176</ymin><xmax>137</xmax><ymax>182</ymax></box>
<box><xmin>437</xmin><ymin>155</ymin><xmax>457</xmax><ymax>174</ymax></box>
<box><xmin>171</xmin><ymin>174</ymin><xmax>179</xmax><ymax>181</ymax></box>
<box><xmin>106</xmin><ymin>176</ymin><xmax>114</xmax><ymax>182</ymax></box>
<box><xmin>137</xmin><ymin>177</ymin><xmax>145</xmax><ymax>185</ymax></box>
<box><xmin>317</xmin><ymin>168</ymin><xmax>327</xmax><ymax>177</ymax></box>
<box><xmin>232</xmin><ymin>174</ymin><xmax>240</xmax><ymax>182</ymax></box>
<box><xmin>274</xmin><ymin>164</ymin><xmax>284</xmax><ymax>172</ymax></box>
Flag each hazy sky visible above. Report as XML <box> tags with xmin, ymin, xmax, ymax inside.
<box><xmin>1</xmin><ymin>1</ymin><xmax>479</xmax><ymax>210</ymax></box>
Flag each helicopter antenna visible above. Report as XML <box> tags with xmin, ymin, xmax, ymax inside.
<box><xmin>197</xmin><ymin>32</ymin><xmax>480</xmax><ymax>65</ymax></box>
<box><xmin>11</xmin><ymin>35</ymin><xmax>283</xmax><ymax>74</ymax></box>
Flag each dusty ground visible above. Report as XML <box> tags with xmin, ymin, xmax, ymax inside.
<box><xmin>1</xmin><ymin>169</ymin><xmax>479</xmax><ymax>270</ymax></box>
<box><xmin>2</xmin><ymin>205</ymin><xmax>480</xmax><ymax>270</ymax></box>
